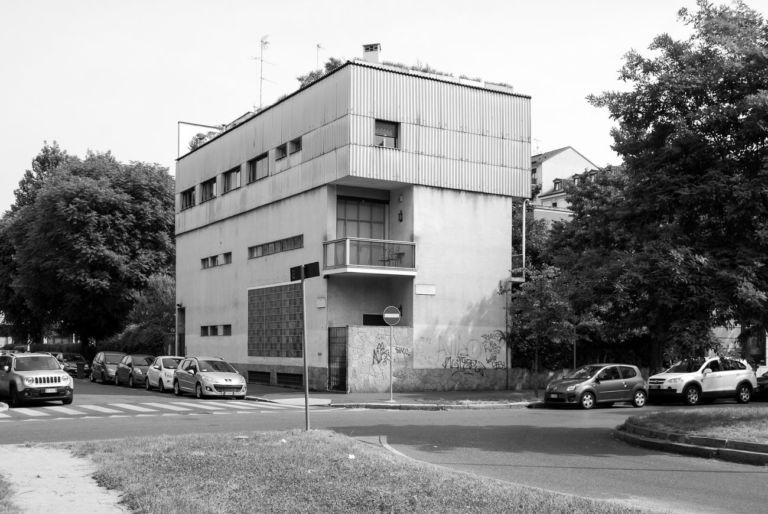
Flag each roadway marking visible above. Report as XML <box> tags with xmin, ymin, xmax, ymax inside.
<box><xmin>110</xmin><ymin>403</ymin><xmax>157</xmax><ymax>413</ymax></box>
<box><xmin>78</xmin><ymin>404</ymin><xmax>123</xmax><ymax>414</ymax></box>
<box><xmin>140</xmin><ymin>402</ymin><xmax>193</xmax><ymax>412</ymax></box>
<box><xmin>173</xmin><ymin>402</ymin><xmax>225</xmax><ymax>411</ymax></box>
<box><xmin>206</xmin><ymin>401</ymin><xmax>262</xmax><ymax>410</ymax></box>
<box><xmin>43</xmin><ymin>406</ymin><xmax>86</xmax><ymax>416</ymax></box>
<box><xmin>11</xmin><ymin>408</ymin><xmax>49</xmax><ymax>417</ymax></box>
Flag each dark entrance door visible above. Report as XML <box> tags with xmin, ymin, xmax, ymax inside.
<box><xmin>328</xmin><ymin>327</ymin><xmax>347</xmax><ymax>391</ymax></box>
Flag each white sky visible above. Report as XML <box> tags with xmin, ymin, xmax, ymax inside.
<box><xmin>2</xmin><ymin>0</ymin><xmax>766</xmax><ymax>213</ymax></box>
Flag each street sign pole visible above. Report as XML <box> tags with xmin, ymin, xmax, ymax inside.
<box><xmin>301</xmin><ymin>267</ymin><xmax>309</xmax><ymax>431</ymax></box>
<box><xmin>382</xmin><ymin>306</ymin><xmax>401</xmax><ymax>403</ymax></box>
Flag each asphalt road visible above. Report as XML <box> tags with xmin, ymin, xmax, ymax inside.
<box><xmin>2</xmin><ymin>379</ymin><xmax>767</xmax><ymax>514</ymax></box>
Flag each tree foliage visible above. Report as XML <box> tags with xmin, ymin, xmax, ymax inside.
<box><xmin>0</xmin><ymin>147</ymin><xmax>175</xmax><ymax>345</ymax></box>
<box><xmin>296</xmin><ymin>57</ymin><xmax>344</xmax><ymax>88</ymax></box>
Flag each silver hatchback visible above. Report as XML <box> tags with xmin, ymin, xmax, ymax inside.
<box><xmin>545</xmin><ymin>363</ymin><xmax>647</xmax><ymax>409</ymax></box>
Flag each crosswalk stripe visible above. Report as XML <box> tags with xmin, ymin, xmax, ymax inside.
<box><xmin>11</xmin><ymin>408</ymin><xmax>49</xmax><ymax>417</ymax></box>
<box><xmin>140</xmin><ymin>402</ymin><xmax>192</xmax><ymax>412</ymax></box>
<box><xmin>173</xmin><ymin>401</ymin><xmax>225</xmax><ymax>411</ymax></box>
<box><xmin>110</xmin><ymin>403</ymin><xmax>157</xmax><ymax>413</ymax></box>
<box><xmin>43</xmin><ymin>406</ymin><xmax>86</xmax><ymax>415</ymax></box>
<box><xmin>78</xmin><ymin>404</ymin><xmax>123</xmax><ymax>414</ymax></box>
<box><xmin>206</xmin><ymin>401</ymin><xmax>261</xmax><ymax>410</ymax></box>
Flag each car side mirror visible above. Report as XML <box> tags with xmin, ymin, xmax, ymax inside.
<box><xmin>153</xmin><ymin>365</ymin><xmax>160</xmax><ymax>370</ymax></box>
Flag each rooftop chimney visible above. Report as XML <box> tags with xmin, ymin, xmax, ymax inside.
<box><xmin>363</xmin><ymin>43</ymin><xmax>381</xmax><ymax>63</ymax></box>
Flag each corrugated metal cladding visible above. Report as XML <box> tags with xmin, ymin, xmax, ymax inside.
<box><xmin>176</xmin><ymin>66</ymin><xmax>353</xmax><ymax>190</ymax></box>
<box><xmin>349</xmin><ymin>65</ymin><xmax>530</xmax><ymax>142</ymax></box>
<box><xmin>347</xmin><ymin>64</ymin><xmax>530</xmax><ymax>197</ymax></box>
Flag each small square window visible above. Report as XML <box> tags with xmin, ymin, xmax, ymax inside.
<box><xmin>209</xmin><ymin>325</ymin><xmax>219</xmax><ymax>336</ymax></box>
<box><xmin>247</xmin><ymin>154</ymin><xmax>268</xmax><ymax>183</ymax></box>
<box><xmin>181</xmin><ymin>187</ymin><xmax>196</xmax><ymax>210</ymax></box>
<box><xmin>223</xmin><ymin>166</ymin><xmax>241</xmax><ymax>193</ymax></box>
<box><xmin>223</xmin><ymin>252</ymin><xmax>232</xmax><ymax>264</ymax></box>
<box><xmin>289</xmin><ymin>137</ymin><xmax>302</xmax><ymax>154</ymax></box>
<box><xmin>201</xmin><ymin>178</ymin><xmax>217</xmax><ymax>202</ymax></box>
<box><xmin>375</xmin><ymin>120</ymin><xmax>399</xmax><ymax>148</ymax></box>
<box><xmin>275</xmin><ymin>144</ymin><xmax>287</xmax><ymax>160</ymax></box>
<box><xmin>201</xmin><ymin>326</ymin><xmax>209</xmax><ymax>337</ymax></box>
<box><xmin>201</xmin><ymin>257</ymin><xmax>210</xmax><ymax>269</ymax></box>
<box><xmin>223</xmin><ymin>324</ymin><xmax>232</xmax><ymax>336</ymax></box>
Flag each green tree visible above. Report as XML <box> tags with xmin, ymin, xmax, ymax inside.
<box><xmin>297</xmin><ymin>57</ymin><xmax>344</xmax><ymax>88</ymax></box>
<box><xmin>0</xmin><ymin>149</ymin><xmax>175</xmax><ymax>346</ymax></box>
<box><xmin>583</xmin><ymin>0</ymin><xmax>768</xmax><ymax>369</ymax></box>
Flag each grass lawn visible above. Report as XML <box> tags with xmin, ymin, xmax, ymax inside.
<box><xmin>0</xmin><ymin>474</ymin><xmax>19</xmax><ymax>514</ymax></box>
<box><xmin>61</xmin><ymin>430</ymin><xmax>653</xmax><ymax>513</ymax></box>
<box><xmin>627</xmin><ymin>406</ymin><xmax>768</xmax><ymax>444</ymax></box>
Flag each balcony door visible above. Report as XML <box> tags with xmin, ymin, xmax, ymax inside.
<box><xmin>336</xmin><ymin>197</ymin><xmax>386</xmax><ymax>266</ymax></box>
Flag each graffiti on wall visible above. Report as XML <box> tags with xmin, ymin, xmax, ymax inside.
<box><xmin>372</xmin><ymin>340</ymin><xmax>413</xmax><ymax>366</ymax></box>
<box><xmin>436</xmin><ymin>332</ymin><xmax>505</xmax><ymax>376</ymax></box>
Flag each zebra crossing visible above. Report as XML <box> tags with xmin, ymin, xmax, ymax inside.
<box><xmin>0</xmin><ymin>399</ymin><xmax>322</xmax><ymax>422</ymax></box>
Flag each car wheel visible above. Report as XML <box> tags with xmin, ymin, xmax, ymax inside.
<box><xmin>736</xmin><ymin>383</ymin><xmax>752</xmax><ymax>404</ymax></box>
<box><xmin>158</xmin><ymin>380</ymin><xmax>165</xmax><ymax>393</ymax></box>
<box><xmin>128</xmin><ymin>375</ymin><xmax>135</xmax><ymax>388</ymax></box>
<box><xmin>195</xmin><ymin>383</ymin><xmax>205</xmax><ymax>399</ymax></box>
<box><xmin>683</xmin><ymin>385</ymin><xmax>701</xmax><ymax>406</ymax></box>
<box><xmin>8</xmin><ymin>386</ymin><xmax>23</xmax><ymax>408</ymax></box>
<box><xmin>173</xmin><ymin>381</ymin><xmax>181</xmax><ymax>396</ymax></box>
<box><xmin>145</xmin><ymin>377</ymin><xmax>151</xmax><ymax>391</ymax></box>
<box><xmin>62</xmin><ymin>397</ymin><xmax>73</xmax><ymax>405</ymax></box>
<box><xmin>580</xmin><ymin>391</ymin><xmax>595</xmax><ymax>409</ymax></box>
<box><xmin>632</xmin><ymin>390</ymin><xmax>647</xmax><ymax>408</ymax></box>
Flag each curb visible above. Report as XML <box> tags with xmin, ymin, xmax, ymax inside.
<box><xmin>616</xmin><ymin>421</ymin><xmax>768</xmax><ymax>466</ymax></box>
<box><xmin>329</xmin><ymin>401</ymin><xmax>531</xmax><ymax>410</ymax></box>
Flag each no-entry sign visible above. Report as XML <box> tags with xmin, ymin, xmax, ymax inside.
<box><xmin>383</xmin><ymin>305</ymin><xmax>401</xmax><ymax>326</ymax></box>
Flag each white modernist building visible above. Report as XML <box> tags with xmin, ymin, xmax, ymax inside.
<box><xmin>175</xmin><ymin>54</ymin><xmax>531</xmax><ymax>392</ymax></box>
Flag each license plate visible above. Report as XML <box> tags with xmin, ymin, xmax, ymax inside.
<box><xmin>44</xmin><ymin>388</ymin><xmax>57</xmax><ymax>394</ymax></box>
<box><xmin>547</xmin><ymin>393</ymin><xmax>558</xmax><ymax>399</ymax></box>
<box><xmin>650</xmin><ymin>385</ymin><xmax>660</xmax><ymax>389</ymax></box>
<box><xmin>225</xmin><ymin>391</ymin><xmax>234</xmax><ymax>396</ymax></box>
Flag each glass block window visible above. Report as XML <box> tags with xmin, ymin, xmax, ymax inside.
<box><xmin>248</xmin><ymin>283</ymin><xmax>303</xmax><ymax>358</ymax></box>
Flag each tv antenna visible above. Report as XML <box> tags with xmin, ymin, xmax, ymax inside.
<box><xmin>254</xmin><ymin>35</ymin><xmax>272</xmax><ymax>110</ymax></box>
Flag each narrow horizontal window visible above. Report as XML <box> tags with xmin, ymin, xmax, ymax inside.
<box><xmin>248</xmin><ymin>235</ymin><xmax>304</xmax><ymax>260</ymax></box>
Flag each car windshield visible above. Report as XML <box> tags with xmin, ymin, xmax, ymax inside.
<box><xmin>104</xmin><ymin>354</ymin><xmax>123</xmax><ymax>364</ymax></box>
<box><xmin>199</xmin><ymin>360</ymin><xmax>237</xmax><ymax>373</ymax></box>
<box><xmin>15</xmin><ymin>356</ymin><xmax>61</xmax><ymax>371</ymax></box>
<box><xmin>162</xmin><ymin>358</ymin><xmax>182</xmax><ymax>369</ymax></box>
<box><xmin>62</xmin><ymin>353</ymin><xmax>85</xmax><ymax>362</ymax></box>
<box><xmin>132</xmin><ymin>356</ymin><xmax>154</xmax><ymax>366</ymax></box>
<box><xmin>566</xmin><ymin>365</ymin><xmax>603</xmax><ymax>380</ymax></box>
<box><xmin>665</xmin><ymin>358</ymin><xmax>706</xmax><ymax>373</ymax></box>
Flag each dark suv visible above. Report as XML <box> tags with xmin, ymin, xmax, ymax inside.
<box><xmin>0</xmin><ymin>352</ymin><xmax>74</xmax><ymax>407</ymax></box>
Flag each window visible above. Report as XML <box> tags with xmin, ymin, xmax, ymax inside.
<box><xmin>180</xmin><ymin>187</ymin><xmax>196</xmax><ymax>210</ymax></box>
<box><xmin>375</xmin><ymin>120</ymin><xmax>399</xmax><ymax>148</ymax></box>
<box><xmin>336</xmin><ymin>197</ymin><xmax>385</xmax><ymax>239</ymax></box>
<box><xmin>248</xmin><ymin>235</ymin><xmax>303</xmax><ymax>259</ymax></box>
<box><xmin>247</xmin><ymin>154</ymin><xmax>268</xmax><ymax>183</ymax></box>
<box><xmin>275</xmin><ymin>143</ymin><xmax>287</xmax><ymax>160</ymax></box>
<box><xmin>201</xmin><ymin>252</ymin><xmax>231</xmax><ymax>269</ymax></box>
<box><xmin>223</xmin><ymin>324</ymin><xmax>232</xmax><ymax>336</ymax></box>
<box><xmin>551</xmin><ymin>202</ymin><xmax>558</xmax><ymax>208</ymax></box>
<box><xmin>200</xmin><ymin>326</ymin><xmax>209</xmax><ymax>337</ymax></box>
<box><xmin>209</xmin><ymin>325</ymin><xmax>219</xmax><ymax>336</ymax></box>
<box><xmin>553</xmin><ymin>180</ymin><xmax>562</xmax><ymax>191</ymax></box>
<box><xmin>223</xmin><ymin>252</ymin><xmax>232</xmax><ymax>264</ymax></box>
<box><xmin>222</xmin><ymin>166</ymin><xmax>241</xmax><ymax>193</ymax></box>
<box><xmin>289</xmin><ymin>137</ymin><xmax>302</xmax><ymax>154</ymax></box>
<box><xmin>201</xmin><ymin>178</ymin><xmax>217</xmax><ymax>202</ymax></box>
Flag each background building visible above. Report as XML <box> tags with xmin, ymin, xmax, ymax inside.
<box><xmin>175</xmin><ymin>50</ymin><xmax>531</xmax><ymax>392</ymax></box>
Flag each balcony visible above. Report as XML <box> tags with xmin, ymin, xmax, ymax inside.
<box><xmin>323</xmin><ymin>238</ymin><xmax>417</xmax><ymax>276</ymax></box>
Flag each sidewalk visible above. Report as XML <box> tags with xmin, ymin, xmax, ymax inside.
<box><xmin>245</xmin><ymin>384</ymin><xmax>541</xmax><ymax>409</ymax></box>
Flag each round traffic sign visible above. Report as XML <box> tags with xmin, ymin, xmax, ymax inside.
<box><xmin>382</xmin><ymin>305</ymin><xmax>401</xmax><ymax>326</ymax></box>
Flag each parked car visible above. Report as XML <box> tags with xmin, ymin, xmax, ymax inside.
<box><xmin>55</xmin><ymin>352</ymin><xmax>91</xmax><ymax>377</ymax></box>
<box><xmin>544</xmin><ymin>363</ymin><xmax>647</xmax><ymax>409</ymax></box>
<box><xmin>114</xmin><ymin>354</ymin><xmax>155</xmax><ymax>388</ymax></box>
<box><xmin>90</xmin><ymin>351</ymin><xmax>126</xmax><ymax>384</ymax></box>
<box><xmin>755</xmin><ymin>367</ymin><xmax>768</xmax><ymax>400</ymax></box>
<box><xmin>173</xmin><ymin>356</ymin><xmax>247</xmax><ymax>399</ymax></box>
<box><xmin>145</xmin><ymin>356</ymin><xmax>183</xmax><ymax>393</ymax></box>
<box><xmin>0</xmin><ymin>352</ymin><xmax>74</xmax><ymax>406</ymax></box>
<box><xmin>648</xmin><ymin>356</ymin><xmax>757</xmax><ymax>405</ymax></box>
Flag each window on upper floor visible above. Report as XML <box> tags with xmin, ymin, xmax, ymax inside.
<box><xmin>248</xmin><ymin>235</ymin><xmax>304</xmax><ymax>259</ymax></box>
<box><xmin>289</xmin><ymin>137</ymin><xmax>302</xmax><ymax>154</ymax></box>
<box><xmin>374</xmin><ymin>120</ymin><xmax>399</xmax><ymax>148</ymax></box>
<box><xmin>551</xmin><ymin>202</ymin><xmax>558</xmax><ymax>208</ymax></box>
<box><xmin>247</xmin><ymin>154</ymin><xmax>268</xmax><ymax>183</ymax></box>
<box><xmin>222</xmin><ymin>166</ymin><xmax>241</xmax><ymax>193</ymax></box>
<box><xmin>180</xmin><ymin>187</ymin><xmax>196</xmax><ymax>211</ymax></box>
<box><xmin>275</xmin><ymin>143</ymin><xmax>288</xmax><ymax>160</ymax></box>
<box><xmin>201</xmin><ymin>178</ymin><xmax>217</xmax><ymax>202</ymax></box>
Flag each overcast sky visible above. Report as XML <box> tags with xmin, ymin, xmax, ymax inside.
<box><xmin>2</xmin><ymin>0</ymin><xmax>766</xmax><ymax>213</ymax></box>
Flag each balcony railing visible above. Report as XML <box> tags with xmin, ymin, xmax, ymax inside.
<box><xmin>323</xmin><ymin>238</ymin><xmax>416</xmax><ymax>271</ymax></box>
